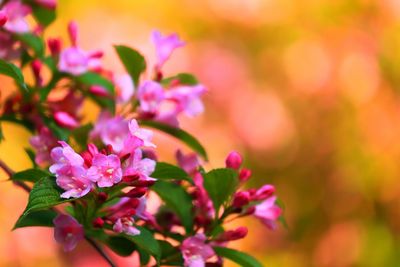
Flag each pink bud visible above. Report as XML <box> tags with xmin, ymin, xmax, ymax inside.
<box><xmin>225</xmin><ymin>151</ymin><xmax>242</xmax><ymax>170</ymax></box>
<box><xmin>92</xmin><ymin>217</ymin><xmax>104</xmax><ymax>228</ymax></box>
<box><xmin>131</xmin><ymin>179</ymin><xmax>156</xmax><ymax>187</ymax></box>
<box><xmin>81</xmin><ymin>151</ymin><xmax>93</xmax><ymax>167</ymax></box>
<box><xmin>31</xmin><ymin>59</ymin><xmax>43</xmax><ymax>86</ymax></box>
<box><xmin>239</xmin><ymin>168</ymin><xmax>252</xmax><ymax>182</ymax></box>
<box><xmin>87</xmin><ymin>143</ymin><xmax>99</xmax><ymax>156</ymax></box>
<box><xmin>48</xmin><ymin>38</ymin><xmax>62</xmax><ymax>56</ymax></box>
<box><xmin>216</xmin><ymin>227</ymin><xmax>248</xmax><ymax>242</ymax></box>
<box><xmin>68</xmin><ymin>21</ymin><xmax>78</xmax><ymax>46</ymax></box>
<box><xmin>98</xmin><ymin>192</ymin><xmax>108</xmax><ymax>202</ymax></box>
<box><xmin>243</xmin><ymin>206</ymin><xmax>256</xmax><ymax>216</ymax></box>
<box><xmin>35</xmin><ymin>0</ymin><xmax>57</xmax><ymax>9</ymax></box>
<box><xmin>0</xmin><ymin>11</ymin><xmax>8</xmax><ymax>27</ymax></box>
<box><xmin>54</xmin><ymin>111</ymin><xmax>79</xmax><ymax>129</ymax></box>
<box><xmin>125</xmin><ymin>187</ymin><xmax>147</xmax><ymax>198</ymax></box>
<box><xmin>122</xmin><ymin>174</ymin><xmax>140</xmax><ymax>183</ymax></box>
<box><xmin>89</xmin><ymin>85</ymin><xmax>109</xmax><ymax>97</ymax></box>
<box><xmin>253</xmin><ymin>185</ymin><xmax>275</xmax><ymax>201</ymax></box>
<box><xmin>232</xmin><ymin>191</ymin><xmax>250</xmax><ymax>208</ymax></box>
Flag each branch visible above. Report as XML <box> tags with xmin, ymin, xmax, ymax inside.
<box><xmin>85</xmin><ymin>236</ymin><xmax>117</xmax><ymax>267</ymax></box>
<box><xmin>0</xmin><ymin>158</ymin><xmax>117</xmax><ymax>267</ymax></box>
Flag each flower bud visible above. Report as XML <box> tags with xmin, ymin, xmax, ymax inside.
<box><xmin>243</xmin><ymin>206</ymin><xmax>256</xmax><ymax>216</ymax></box>
<box><xmin>89</xmin><ymin>85</ymin><xmax>109</xmax><ymax>97</ymax></box>
<box><xmin>97</xmin><ymin>192</ymin><xmax>108</xmax><ymax>202</ymax></box>
<box><xmin>48</xmin><ymin>38</ymin><xmax>62</xmax><ymax>56</ymax></box>
<box><xmin>68</xmin><ymin>21</ymin><xmax>78</xmax><ymax>46</ymax></box>
<box><xmin>216</xmin><ymin>227</ymin><xmax>248</xmax><ymax>242</ymax></box>
<box><xmin>54</xmin><ymin>111</ymin><xmax>79</xmax><ymax>129</ymax></box>
<box><xmin>31</xmin><ymin>59</ymin><xmax>43</xmax><ymax>86</ymax></box>
<box><xmin>0</xmin><ymin>11</ymin><xmax>8</xmax><ymax>27</ymax></box>
<box><xmin>225</xmin><ymin>151</ymin><xmax>242</xmax><ymax>170</ymax></box>
<box><xmin>81</xmin><ymin>151</ymin><xmax>93</xmax><ymax>167</ymax></box>
<box><xmin>87</xmin><ymin>143</ymin><xmax>99</xmax><ymax>156</ymax></box>
<box><xmin>125</xmin><ymin>187</ymin><xmax>147</xmax><ymax>198</ymax></box>
<box><xmin>92</xmin><ymin>217</ymin><xmax>104</xmax><ymax>228</ymax></box>
<box><xmin>253</xmin><ymin>184</ymin><xmax>275</xmax><ymax>201</ymax></box>
<box><xmin>239</xmin><ymin>168</ymin><xmax>252</xmax><ymax>182</ymax></box>
<box><xmin>122</xmin><ymin>173</ymin><xmax>140</xmax><ymax>183</ymax></box>
<box><xmin>232</xmin><ymin>191</ymin><xmax>250</xmax><ymax>208</ymax></box>
<box><xmin>131</xmin><ymin>179</ymin><xmax>156</xmax><ymax>187</ymax></box>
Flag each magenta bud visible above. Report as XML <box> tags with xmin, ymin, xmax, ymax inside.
<box><xmin>225</xmin><ymin>151</ymin><xmax>242</xmax><ymax>170</ymax></box>
<box><xmin>68</xmin><ymin>21</ymin><xmax>78</xmax><ymax>46</ymax></box>
<box><xmin>87</xmin><ymin>143</ymin><xmax>99</xmax><ymax>156</ymax></box>
<box><xmin>35</xmin><ymin>0</ymin><xmax>57</xmax><ymax>9</ymax></box>
<box><xmin>216</xmin><ymin>227</ymin><xmax>248</xmax><ymax>242</ymax></box>
<box><xmin>125</xmin><ymin>187</ymin><xmax>147</xmax><ymax>198</ymax></box>
<box><xmin>81</xmin><ymin>151</ymin><xmax>93</xmax><ymax>167</ymax></box>
<box><xmin>89</xmin><ymin>85</ymin><xmax>109</xmax><ymax>97</ymax></box>
<box><xmin>243</xmin><ymin>206</ymin><xmax>256</xmax><ymax>216</ymax></box>
<box><xmin>54</xmin><ymin>111</ymin><xmax>79</xmax><ymax>129</ymax></box>
<box><xmin>128</xmin><ymin>198</ymin><xmax>140</xmax><ymax>209</ymax></box>
<box><xmin>31</xmin><ymin>59</ymin><xmax>43</xmax><ymax>86</ymax></box>
<box><xmin>105</xmin><ymin>144</ymin><xmax>114</xmax><ymax>154</ymax></box>
<box><xmin>98</xmin><ymin>192</ymin><xmax>108</xmax><ymax>202</ymax></box>
<box><xmin>122</xmin><ymin>174</ymin><xmax>140</xmax><ymax>183</ymax></box>
<box><xmin>131</xmin><ymin>179</ymin><xmax>156</xmax><ymax>187</ymax></box>
<box><xmin>48</xmin><ymin>38</ymin><xmax>62</xmax><ymax>56</ymax></box>
<box><xmin>232</xmin><ymin>191</ymin><xmax>250</xmax><ymax>208</ymax></box>
<box><xmin>239</xmin><ymin>168</ymin><xmax>252</xmax><ymax>182</ymax></box>
<box><xmin>92</xmin><ymin>217</ymin><xmax>104</xmax><ymax>228</ymax></box>
<box><xmin>0</xmin><ymin>11</ymin><xmax>8</xmax><ymax>27</ymax></box>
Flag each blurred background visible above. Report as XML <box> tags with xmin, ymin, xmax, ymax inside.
<box><xmin>2</xmin><ymin>0</ymin><xmax>400</xmax><ymax>266</ymax></box>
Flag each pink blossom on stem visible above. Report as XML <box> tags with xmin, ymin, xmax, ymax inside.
<box><xmin>181</xmin><ymin>234</ymin><xmax>215</xmax><ymax>267</ymax></box>
<box><xmin>165</xmin><ymin>84</ymin><xmax>206</xmax><ymax>117</ymax></box>
<box><xmin>252</xmin><ymin>184</ymin><xmax>275</xmax><ymax>201</ymax></box>
<box><xmin>151</xmin><ymin>30</ymin><xmax>185</xmax><ymax>68</ymax></box>
<box><xmin>29</xmin><ymin>127</ymin><xmax>58</xmax><ymax>165</ymax></box>
<box><xmin>254</xmin><ymin>196</ymin><xmax>282</xmax><ymax>230</ymax></box>
<box><xmin>49</xmin><ymin>141</ymin><xmax>84</xmax><ymax>173</ymax></box>
<box><xmin>123</xmin><ymin>149</ymin><xmax>156</xmax><ymax>182</ymax></box>
<box><xmin>55</xmin><ymin>165</ymin><xmax>92</xmax><ymax>198</ymax></box>
<box><xmin>138</xmin><ymin>80</ymin><xmax>165</xmax><ymax>113</ymax></box>
<box><xmin>53</xmin><ymin>214</ymin><xmax>84</xmax><ymax>252</ymax></box>
<box><xmin>225</xmin><ymin>151</ymin><xmax>242</xmax><ymax>170</ymax></box>
<box><xmin>113</xmin><ymin>217</ymin><xmax>140</xmax><ymax>236</ymax></box>
<box><xmin>58</xmin><ymin>47</ymin><xmax>90</xmax><ymax>75</ymax></box>
<box><xmin>176</xmin><ymin>149</ymin><xmax>199</xmax><ymax>175</ymax></box>
<box><xmin>87</xmin><ymin>153</ymin><xmax>122</xmax><ymax>187</ymax></box>
<box><xmin>129</xmin><ymin>119</ymin><xmax>156</xmax><ymax>148</ymax></box>
<box><xmin>1</xmin><ymin>0</ymin><xmax>31</xmax><ymax>33</ymax></box>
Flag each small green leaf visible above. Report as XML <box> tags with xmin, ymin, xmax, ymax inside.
<box><xmin>32</xmin><ymin>5</ymin><xmax>56</xmax><ymax>27</ymax></box>
<box><xmin>140</xmin><ymin>120</ymin><xmax>208</xmax><ymax>160</ymax></box>
<box><xmin>11</xmin><ymin>169</ymin><xmax>49</xmax><ymax>183</ymax></box>
<box><xmin>24</xmin><ymin>148</ymin><xmax>38</xmax><ymax>167</ymax></box>
<box><xmin>213</xmin><ymin>247</ymin><xmax>263</xmax><ymax>267</ymax></box>
<box><xmin>151</xmin><ymin>162</ymin><xmax>191</xmax><ymax>182</ymax></box>
<box><xmin>162</xmin><ymin>73</ymin><xmax>199</xmax><ymax>86</ymax></box>
<box><xmin>203</xmin><ymin>168</ymin><xmax>239</xmax><ymax>215</ymax></box>
<box><xmin>152</xmin><ymin>180</ymin><xmax>194</xmax><ymax>233</ymax></box>
<box><xmin>114</xmin><ymin>45</ymin><xmax>146</xmax><ymax>86</ymax></box>
<box><xmin>17</xmin><ymin>33</ymin><xmax>44</xmax><ymax>57</ymax></box>
<box><xmin>106</xmin><ymin>236</ymin><xmax>136</xmax><ymax>257</ymax></box>
<box><xmin>13</xmin><ymin>210</ymin><xmax>57</xmax><ymax>229</ymax></box>
<box><xmin>124</xmin><ymin>226</ymin><xmax>161</xmax><ymax>263</ymax></box>
<box><xmin>22</xmin><ymin>177</ymin><xmax>71</xmax><ymax>216</ymax></box>
<box><xmin>158</xmin><ymin>240</ymin><xmax>183</xmax><ymax>265</ymax></box>
<box><xmin>0</xmin><ymin>59</ymin><xmax>27</xmax><ymax>91</ymax></box>
<box><xmin>0</xmin><ymin>115</ymin><xmax>35</xmax><ymax>132</ymax></box>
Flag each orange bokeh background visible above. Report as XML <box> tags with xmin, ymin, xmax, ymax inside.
<box><xmin>2</xmin><ymin>0</ymin><xmax>400</xmax><ymax>266</ymax></box>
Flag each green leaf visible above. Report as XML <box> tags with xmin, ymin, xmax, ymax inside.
<box><xmin>214</xmin><ymin>247</ymin><xmax>263</xmax><ymax>267</ymax></box>
<box><xmin>158</xmin><ymin>240</ymin><xmax>183</xmax><ymax>265</ymax></box>
<box><xmin>0</xmin><ymin>115</ymin><xmax>35</xmax><ymax>132</ymax></box>
<box><xmin>0</xmin><ymin>59</ymin><xmax>27</xmax><ymax>91</ymax></box>
<box><xmin>11</xmin><ymin>169</ymin><xmax>49</xmax><ymax>183</ymax></box>
<box><xmin>22</xmin><ymin>177</ymin><xmax>71</xmax><ymax>216</ymax></box>
<box><xmin>24</xmin><ymin>148</ymin><xmax>38</xmax><ymax>167</ymax></box>
<box><xmin>162</xmin><ymin>73</ymin><xmax>199</xmax><ymax>86</ymax></box>
<box><xmin>17</xmin><ymin>33</ymin><xmax>44</xmax><ymax>57</ymax></box>
<box><xmin>13</xmin><ymin>209</ymin><xmax>57</xmax><ymax>229</ymax></box>
<box><xmin>151</xmin><ymin>162</ymin><xmax>191</xmax><ymax>182</ymax></box>
<box><xmin>114</xmin><ymin>45</ymin><xmax>146</xmax><ymax>86</ymax></box>
<box><xmin>140</xmin><ymin>120</ymin><xmax>208</xmax><ymax>160</ymax></box>
<box><xmin>152</xmin><ymin>180</ymin><xmax>194</xmax><ymax>233</ymax></box>
<box><xmin>124</xmin><ymin>226</ymin><xmax>161</xmax><ymax>262</ymax></box>
<box><xmin>203</xmin><ymin>168</ymin><xmax>238</xmax><ymax>214</ymax></box>
<box><xmin>70</xmin><ymin>123</ymin><xmax>93</xmax><ymax>148</ymax></box>
<box><xmin>106</xmin><ymin>236</ymin><xmax>136</xmax><ymax>257</ymax></box>
<box><xmin>32</xmin><ymin>5</ymin><xmax>56</xmax><ymax>27</ymax></box>
<box><xmin>0</xmin><ymin>123</ymin><xmax>3</xmax><ymax>143</ymax></box>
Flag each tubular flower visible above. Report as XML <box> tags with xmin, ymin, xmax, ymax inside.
<box><xmin>1</xmin><ymin>0</ymin><xmax>31</xmax><ymax>33</ymax></box>
<box><xmin>253</xmin><ymin>196</ymin><xmax>282</xmax><ymax>230</ymax></box>
<box><xmin>151</xmin><ymin>30</ymin><xmax>185</xmax><ymax>68</ymax></box>
<box><xmin>87</xmin><ymin>153</ymin><xmax>123</xmax><ymax>187</ymax></box>
<box><xmin>181</xmin><ymin>234</ymin><xmax>215</xmax><ymax>267</ymax></box>
<box><xmin>53</xmin><ymin>214</ymin><xmax>84</xmax><ymax>252</ymax></box>
<box><xmin>29</xmin><ymin>127</ymin><xmax>58</xmax><ymax>165</ymax></box>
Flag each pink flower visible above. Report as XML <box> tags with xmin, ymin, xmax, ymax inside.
<box><xmin>58</xmin><ymin>47</ymin><xmax>90</xmax><ymax>75</ymax></box>
<box><xmin>0</xmin><ymin>11</ymin><xmax>7</xmax><ymax>27</ymax></box>
<box><xmin>252</xmin><ymin>184</ymin><xmax>275</xmax><ymax>201</ymax></box>
<box><xmin>129</xmin><ymin>119</ymin><xmax>156</xmax><ymax>148</ymax></box>
<box><xmin>53</xmin><ymin>214</ymin><xmax>84</xmax><ymax>252</ymax></box>
<box><xmin>192</xmin><ymin>173</ymin><xmax>215</xmax><ymax>221</ymax></box>
<box><xmin>176</xmin><ymin>149</ymin><xmax>199</xmax><ymax>175</ymax></box>
<box><xmin>114</xmin><ymin>74</ymin><xmax>135</xmax><ymax>104</ymax></box>
<box><xmin>165</xmin><ymin>84</ymin><xmax>206</xmax><ymax>117</ymax></box>
<box><xmin>123</xmin><ymin>149</ymin><xmax>156</xmax><ymax>182</ymax></box>
<box><xmin>254</xmin><ymin>196</ymin><xmax>282</xmax><ymax>230</ymax></box>
<box><xmin>137</xmin><ymin>80</ymin><xmax>165</xmax><ymax>113</ymax></box>
<box><xmin>113</xmin><ymin>217</ymin><xmax>140</xmax><ymax>236</ymax></box>
<box><xmin>181</xmin><ymin>234</ymin><xmax>215</xmax><ymax>267</ymax></box>
<box><xmin>87</xmin><ymin>153</ymin><xmax>122</xmax><ymax>187</ymax></box>
<box><xmin>54</xmin><ymin>111</ymin><xmax>80</xmax><ymax>129</ymax></box>
<box><xmin>55</xmin><ymin>165</ymin><xmax>92</xmax><ymax>198</ymax></box>
<box><xmin>215</xmin><ymin>226</ymin><xmax>248</xmax><ymax>242</ymax></box>
<box><xmin>49</xmin><ymin>141</ymin><xmax>84</xmax><ymax>173</ymax></box>
<box><xmin>151</xmin><ymin>30</ymin><xmax>185</xmax><ymax>68</ymax></box>
<box><xmin>1</xmin><ymin>0</ymin><xmax>31</xmax><ymax>33</ymax></box>
<box><xmin>29</xmin><ymin>127</ymin><xmax>58</xmax><ymax>165</ymax></box>
<box><xmin>225</xmin><ymin>151</ymin><xmax>242</xmax><ymax>170</ymax></box>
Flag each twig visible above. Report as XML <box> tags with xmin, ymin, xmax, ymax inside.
<box><xmin>0</xmin><ymin>158</ymin><xmax>118</xmax><ymax>267</ymax></box>
<box><xmin>85</xmin><ymin>236</ymin><xmax>117</xmax><ymax>267</ymax></box>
